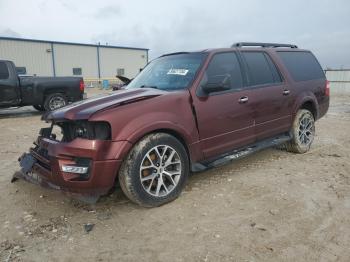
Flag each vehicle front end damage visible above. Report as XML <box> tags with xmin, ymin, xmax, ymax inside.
<box><xmin>12</xmin><ymin>88</ymin><xmax>166</xmax><ymax>202</ymax></box>
<box><xmin>13</xmin><ymin>120</ymin><xmax>131</xmax><ymax>203</ymax></box>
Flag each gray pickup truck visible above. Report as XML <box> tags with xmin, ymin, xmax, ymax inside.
<box><xmin>0</xmin><ymin>60</ymin><xmax>85</xmax><ymax>111</ymax></box>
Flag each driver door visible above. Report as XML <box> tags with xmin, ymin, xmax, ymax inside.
<box><xmin>192</xmin><ymin>52</ymin><xmax>255</xmax><ymax>159</ymax></box>
<box><xmin>0</xmin><ymin>61</ymin><xmax>20</xmax><ymax>106</ymax></box>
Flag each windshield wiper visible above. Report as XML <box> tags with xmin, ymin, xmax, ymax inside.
<box><xmin>140</xmin><ymin>85</ymin><xmax>158</xmax><ymax>89</ymax></box>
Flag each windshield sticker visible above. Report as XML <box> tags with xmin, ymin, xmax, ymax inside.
<box><xmin>167</xmin><ymin>69</ymin><xmax>189</xmax><ymax>76</ymax></box>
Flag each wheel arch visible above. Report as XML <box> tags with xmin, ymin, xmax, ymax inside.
<box><xmin>130</xmin><ymin>128</ymin><xmax>192</xmax><ymax>164</ymax></box>
<box><xmin>293</xmin><ymin>94</ymin><xmax>319</xmax><ymax>120</ymax></box>
<box><xmin>300</xmin><ymin>100</ymin><xmax>318</xmax><ymax>119</ymax></box>
<box><xmin>44</xmin><ymin>90</ymin><xmax>66</xmax><ymax>97</ymax></box>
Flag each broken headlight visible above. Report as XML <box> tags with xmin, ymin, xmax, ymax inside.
<box><xmin>51</xmin><ymin>121</ymin><xmax>111</xmax><ymax>142</ymax></box>
<box><xmin>74</xmin><ymin>125</ymin><xmax>88</xmax><ymax>138</ymax></box>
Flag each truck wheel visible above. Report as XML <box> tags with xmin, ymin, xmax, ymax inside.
<box><xmin>119</xmin><ymin>133</ymin><xmax>189</xmax><ymax>207</ymax></box>
<box><xmin>33</xmin><ymin>105</ymin><xmax>45</xmax><ymax>111</ymax></box>
<box><xmin>284</xmin><ymin>109</ymin><xmax>315</xmax><ymax>153</ymax></box>
<box><xmin>44</xmin><ymin>93</ymin><xmax>67</xmax><ymax>111</ymax></box>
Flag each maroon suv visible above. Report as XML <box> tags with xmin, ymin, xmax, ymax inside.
<box><xmin>16</xmin><ymin>42</ymin><xmax>329</xmax><ymax>206</ymax></box>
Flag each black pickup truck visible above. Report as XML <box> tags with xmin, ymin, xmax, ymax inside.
<box><xmin>0</xmin><ymin>60</ymin><xmax>85</xmax><ymax>111</ymax></box>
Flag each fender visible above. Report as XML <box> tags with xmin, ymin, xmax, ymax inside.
<box><xmin>111</xmin><ymin>113</ymin><xmax>202</xmax><ymax>163</ymax></box>
<box><xmin>124</xmin><ymin>119</ymin><xmax>194</xmax><ymax>145</ymax></box>
<box><xmin>90</xmin><ymin>96</ymin><xmax>204</xmax><ymax>162</ymax></box>
<box><xmin>292</xmin><ymin>90</ymin><xmax>319</xmax><ymax>120</ymax></box>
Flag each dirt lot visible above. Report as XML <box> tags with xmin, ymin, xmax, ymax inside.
<box><xmin>0</xmin><ymin>90</ymin><xmax>349</xmax><ymax>262</ymax></box>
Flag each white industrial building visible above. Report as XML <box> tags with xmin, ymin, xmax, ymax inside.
<box><xmin>325</xmin><ymin>69</ymin><xmax>350</xmax><ymax>95</ymax></box>
<box><xmin>0</xmin><ymin>37</ymin><xmax>148</xmax><ymax>81</ymax></box>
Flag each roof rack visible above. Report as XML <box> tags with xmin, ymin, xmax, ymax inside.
<box><xmin>232</xmin><ymin>42</ymin><xmax>298</xmax><ymax>48</ymax></box>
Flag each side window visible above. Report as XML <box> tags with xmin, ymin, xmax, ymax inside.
<box><xmin>0</xmin><ymin>62</ymin><xmax>9</xmax><ymax>80</ymax></box>
<box><xmin>204</xmin><ymin>52</ymin><xmax>243</xmax><ymax>90</ymax></box>
<box><xmin>277</xmin><ymin>51</ymin><xmax>325</xmax><ymax>81</ymax></box>
<box><xmin>242</xmin><ymin>52</ymin><xmax>281</xmax><ymax>86</ymax></box>
<box><xmin>16</xmin><ymin>67</ymin><xmax>27</xmax><ymax>75</ymax></box>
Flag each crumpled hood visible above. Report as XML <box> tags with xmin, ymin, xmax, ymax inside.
<box><xmin>44</xmin><ymin>88</ymin><xmax>165</xmax><ymax>121</ymax></box>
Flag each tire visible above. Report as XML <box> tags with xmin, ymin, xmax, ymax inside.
<box><xmin>43</xmin><ymin>93</ymin><xmax>67</xmax><ymax>111</ymax></box>
<box><xmin>119</xmin><ymin>133</ymin><xmax>189</xmax><ymax>207</ymax></box>
<box><xmin>33</xmin><ymin>105</ymin><xmax>45</xmax><ymax>111</ymax></box>
<box><xmin>284</xmin><ymin>109</ymin><xmax>315</xmax><ymax>153</ymax></box>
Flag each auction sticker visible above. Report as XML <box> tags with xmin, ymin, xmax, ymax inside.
<box><xmin>167</xmin><ymin>69</ymin><xmax>189</xmax><ymax>76</ymax></box>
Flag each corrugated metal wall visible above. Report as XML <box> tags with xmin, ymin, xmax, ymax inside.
<box><xmin>325</xmin><ymin>70</ymin><xmax>350</xmax><ymax>94</ymax></box>
<box><xmin>0</xmin><ymin>39</ymin><xmax>53</xmax><ymax>76</ymax></box>
<box><xmin>99</xmin><ymin>47</ymin><xmax>147</xmax><ymax>78</ymax></box>
<box><xmin>0</xmin><ymin>38</ymin><xmax>148</xmax><ymax>79</ymax></box>
<box><xmin>54</xmin><ymin>44</ymin><xmax>99</xmax><ymax>78</ymax></box>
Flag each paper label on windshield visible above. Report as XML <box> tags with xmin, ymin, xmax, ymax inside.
<box><xmin>167</xmin><ymin>69</ymin><xmax>189</xmax><ymax>76</ymax></box>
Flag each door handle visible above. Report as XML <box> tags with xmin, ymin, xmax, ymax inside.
<box><xmin>239</xmin><ymin>96</ymin><xmax>248</xmax><ymax>103</ymax></box>
<box><xmin>283</xmin><ymin>90</ymin><xmax>290</xmax><ymax>96</ymax></box>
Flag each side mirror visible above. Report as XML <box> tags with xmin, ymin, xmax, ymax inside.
<box><xmin>201</xmin><ymin>74</ymin><xmax>231</xmax><ymax>94</ymax></box>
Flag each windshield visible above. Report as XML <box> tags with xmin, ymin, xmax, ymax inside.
<box><xmin>127</xmin><ymin>53</ymin><xmax>206</xmax><ymax>91</ymax></box>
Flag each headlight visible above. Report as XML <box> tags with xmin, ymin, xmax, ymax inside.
<box><xmin>74</xmin><ymin>125</ymin><xmax>88</xmax><ymax>138</ymax></box>
<box><xmin>93</xmin><ymin>122</ymin><xmax>111</xmax><ymax>140</ymax></box>
<box><xmin>54</xmin><ymin>121</ymin><xmax>111</xmax><ymax>141</ymax></box>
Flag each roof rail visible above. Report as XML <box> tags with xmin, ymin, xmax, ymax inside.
<box><xmin>232</xmin><ymin>42</ymin><xmax>298</xmax><ymax>48</ymax></box>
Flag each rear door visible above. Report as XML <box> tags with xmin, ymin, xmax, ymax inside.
<box><xmin>192</xmin><ymin>52</ymin><xmax>255</xmax><ymax>159</ymax></box>
<box><xmin>276</xmin><ymin>51</ymin><xmax>328</xmax><ymax>117</ymax></box>
<box><xmin>0</xmin><ymin>61</ymin><xmax>20</xmax><ymax>106</ymax></box>
<box><xmin>239</xmin><ymin>51</ymin><xmax>292</xmax><ymax>141</ymax></box>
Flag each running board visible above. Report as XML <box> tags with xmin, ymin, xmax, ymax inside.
<box><xmin>191</xmin><ymin>134</ymin><xmax>291</xmax><ymax>172</ymax></box>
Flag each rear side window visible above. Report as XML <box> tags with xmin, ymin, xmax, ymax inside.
<box><xmin>16</xmin><ymin>67</ymin><xmax>27</xmax><ymax>75</ymax></box>
<box><xmin>242</xmin><ymin>52</ymin><xmax>282</xmax><ymax>86</ymax></box>
<box><xmin>205</xmin><ymin>52</ymin><xmax>243</xmax><ymax>90</ymax></box>
<box><xmin>277</xmin><ymin>51</ymin><xmax>325</xmax><ymax>81</ymax></box>
<box><xmin>0</xmin><ymin>62</ymin><xmax>9</xmax><ymax>80</ymax></box>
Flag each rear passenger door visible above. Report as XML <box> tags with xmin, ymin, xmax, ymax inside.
<box><xmin>193</xmin><ymin>52</ymin><xmax>255</xmax><ymax>159</ymax></box>
<box><xmin>240</xmin><ymin>51</ymin><xmax>292</xmax><ymax>141</ymax></box>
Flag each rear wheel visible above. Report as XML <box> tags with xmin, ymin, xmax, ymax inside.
<box><xmin>118</xmin><ymin>133</ymin><xmax>189</xmax><ymax>207</ymax></box>
<box><xmin>33</xmin><ymin>105</ymin><xmax>45</xmax><ymax>111</ymax></box>
<box><xmin>44</xmin><ymin>93</ymin><xmax>67</xmax><ymax>111</ymax></box>
<box><xmin>283</xmin><ymin>109</ymin><xmax>315</xmax><ymax>153</ymax></box>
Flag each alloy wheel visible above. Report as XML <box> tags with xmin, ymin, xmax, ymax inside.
<box><xmin>49</xmin><ymin>96</ymin><xmax>66</xmax><ymax>110</ymax></box>
<box><xmin>298</xmin><ymin>113</ymin><xmax>315</xmax><ymax>145</ymax></box>
<box><xmin>139</xmin><ymin>145</ymin><xmax>182</xmax><ymax>197</ymax></box>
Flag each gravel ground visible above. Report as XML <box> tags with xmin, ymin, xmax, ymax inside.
<box><xmin>0</xmin><ymin>91</ymin><xmax>349</xmax><ymax>262</ymax></box>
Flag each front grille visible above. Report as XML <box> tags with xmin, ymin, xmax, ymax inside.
<box><xmin>32</xmin><ymin>146</ymin><xmax>51</xmax><ymax>171</ymax></box>
<box><xmin>36</xmin><ymin>147</ymin><xmax>49</xmax><ymax>159</ymax></box>
<box><xmin>37</xmin><ymin>159</ymin><xmax>51</xmax><ymax>171</ymax></box>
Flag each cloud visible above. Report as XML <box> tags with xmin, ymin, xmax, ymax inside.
<box><xmin>0</xmin><ymin>0</ymin><xmax>349</xmax><ymax>68</ymax></box>
<box><xmin>94</xmin><ymin>5</ymin><xmax>122</xmax><ymax>19</ymax></box>
<box><xmin>0</xmin><ymin>27</ymin><xmax>21</xmax><ymax>38</ymax></box>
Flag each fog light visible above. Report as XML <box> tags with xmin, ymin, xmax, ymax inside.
<box><xmin>61</xmin><ymin>165</ymin><xmax>89</xmax><ymax>174</ymax></box>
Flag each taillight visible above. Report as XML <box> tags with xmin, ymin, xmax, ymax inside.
<box><xmin>325</xmin><ymin>80</ymin><xmax>330</xmax><ymax>96</ymax></box>
<box><xmin>79</xmin><ymin>80</ymin><xmax>85</xmax><ymax>92</ymax></box>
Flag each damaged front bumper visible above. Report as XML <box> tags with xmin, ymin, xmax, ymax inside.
<box><xmin>13</xmin><ymin>133</ymin><xmax>131</xmax><ymax>203</ymax></box>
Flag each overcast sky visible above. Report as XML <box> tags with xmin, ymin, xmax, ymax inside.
<box><xmin>0</xmin><ymin>0</ymin><xmax>349</xmax><ymax>68</ymax></box>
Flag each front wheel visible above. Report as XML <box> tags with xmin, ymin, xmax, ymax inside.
<box><xmin>118</xmin><ymin>133</ymin><xmax>189</xmax><ymax>207</ymax></box>
<box><xmin>284</xmin><ymin>109</ymin><xmax>315</xmax><ymax>153</ymax></box>
<box><xmin>44</xmin><ymin>93</ymin><xmax>67</xmax><ymax>111</ymax></box>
